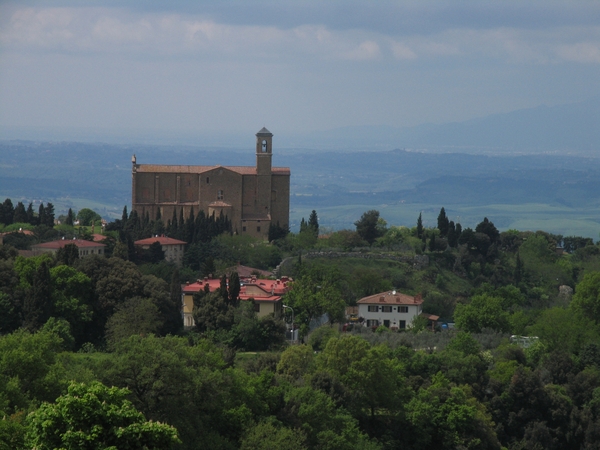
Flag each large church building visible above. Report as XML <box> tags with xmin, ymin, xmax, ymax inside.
<box><xmin>131</xmin><ymin>128</ymin><xmax>290</xmax><ymax>239</ymax></box>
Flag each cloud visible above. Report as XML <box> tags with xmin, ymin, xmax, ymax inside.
<box><xmin>1</xmin><ymin>5</ymin><xmax>599</xmax><ymax>67</ymax></box>
<box><xmin>557</xmin><ymin>42</ymin><xmax>600</xmax><ymax>63</ymax></box>
<box><xmin>343</xmin><ymin>40</ymin><xmax>381</xmax><ymax>60</ymax></box>
<box><xmin>390</xmin><ymin>42</ymin><xmax>417</xmax><ymax>60</ymax></box>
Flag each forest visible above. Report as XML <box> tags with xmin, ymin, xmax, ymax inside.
<box><xmin>2</xmin><ymin>198</ymin><xmax>600</xmax><ymax>449</ymax></box>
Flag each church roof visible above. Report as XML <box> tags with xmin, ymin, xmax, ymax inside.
<box><xmin>256</xmin><ymin>127</ymin><xmax>272</xmax><ymax>136</ymax></box>
<box><xmin>135</xmin><ymin>164</ymin><xmax>289</xmax><ymax>175</ymax></box>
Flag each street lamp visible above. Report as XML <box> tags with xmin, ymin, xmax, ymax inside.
<box><xmin>283</xmin><ymin>304</ymin><xmax>294</xmax><ymax>344</ymax></box>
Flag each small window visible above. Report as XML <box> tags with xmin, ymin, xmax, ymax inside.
<box><xmin>367</xmin><ymin>319</ymin><xmax>379</xmax><ymax>327</ymax></box>
<box><xmin>257</xmin><ymin>226</ymin><xmax>261</xmax><ymax>232</ymax></box>
<box><xmin>368</xmin><ymin>305</ymin><xmax>378</xmax><ymax>312</ymax></box>
<box><xmin>254</xmin><ymin>303</ymin><xmax>260</xmax><ymax>312</ymax></box>
<box><xmin>206</xmin><ymin>177</ymin><xmax>209</xmax><ymax>184</ymax></box>
<box><xmin>217</xmin><ymin>190</ymin><xmax>224</xmax><ymax>200</ymax></box>
<box><xmin>242</xmin><ymin>226</ymin><xmax>246</xmax><ymax>232</ymax></box>
<box><xmin>399</xmin><ymin>306</ymin><xmax>408</xmax><ymax>313</ymax></box>
<box><xmin>399</xmin><ymin>320</ymin><xmax>406</xmax><ymax>329</ymax></box>
<box><xmin>382</xmin><ymin>306</ymin><xmax>392</xmax><ymax>313</ymax></box>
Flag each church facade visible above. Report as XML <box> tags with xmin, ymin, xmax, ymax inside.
<box><xmin>131</xmin><ymin>128</ymin><xmax>290</xmax><ymax>239</ymax></box>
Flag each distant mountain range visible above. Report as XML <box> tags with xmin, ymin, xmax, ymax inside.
<box><xmin>1</xmin><ymin>97</ymin><xmax>598</xmax><ymax>154</ymax></box>
<box><xmin>296</xmin><ymin>96</ymin><xmax>600</xmax><ymax>154</ymax></box>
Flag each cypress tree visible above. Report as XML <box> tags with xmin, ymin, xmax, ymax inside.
<box><xmin>308</xmin><ymin>210</ymin><xmax>319</xmax><ymax>237</ymax></box>
<box><xmin>447</xmin><ymin>221</ymin><xmax>458</xmax><ymax>248</ymax></box>
<box><xmin>437</xmin><ymin>207</ymin><xmax>449</xmax><ymax>238</ymax></box>
<box><xmin>13</xmin><ymin>201</ymin><xmax>27</xmax><ymax>223</ymax></box>
<box><xmin>45</xmin><ymin>202</ymin><xmax>55</xmax><ymax>227</ymax></box>
<box><xmin>416</xmin><ymin>213</ymin><xmax>424</xmax><ymax>239</ymax></box>
<box><xmin>38</xmin><ymin>203</ymin><xmax>46</xmax><ymax>227</ymax></box>
<box><xmin>170</xmin><ymin>208</ymin><xmax>178</xmax><ymax>237</ymax></box>
<box><xmin>23</xmin><ymin>260</ymin><xmax>52</xmax><ymax>331</ymax></box>
<box><xmin>26</xmin><ymin>202</ymin><xmax>36</xmax><ymax>225</ymax></box>
<box><xmin>66</xmin><ymin>208</ymin><xmax>74</xmax><ymax>226</ymax></box>
<box><xmin>228</xmin><ymin>271</ymin><xmax>240</xmax><ymax>307</ymax></box>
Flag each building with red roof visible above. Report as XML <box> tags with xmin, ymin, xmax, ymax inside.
<box><xmin>181</xmin><ymin>275</ymin><xmax>292</xmax><ymax>328</ymax></box>
<box><xmin>134</xmin><ymin>236</ymin><xmax>187</xmax><ymax>266</ymax></box>
<box><xmin>357</xmin><ymin>290</ymin><xmax>424</xmax><ymax>330</ymax></box>
<box><xmin>131</xmin><ymin>128</ymin><xmax>290</xmax><ymax>240</ymax></box>
<box><xmin>31</xmin><ymin>238</ymin><xmax>106</xmax><ymax>258</ymax></box>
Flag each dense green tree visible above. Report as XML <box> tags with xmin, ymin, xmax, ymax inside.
<box><xmin>528</xmin><ymin>307</ymin><xmax>600</xmax><ymax>353</ymax></box>
<box><xmin>268</xmin><ymin>221</ymin><xmax>289</xmax><ymax>241</ymax></box>
<box><xmin>0</xmin><ymin>199</ymin><xmax>14</xmax><ymax>225</ymax></box>
<box><xmin>355</xmin><ymin>210</ymin><xmax>384</xmax><ymax>245</ymax></box>
<box><xmin>283</xmin><ymin>276</ymin><xmax>345</xmax><ymax>337</ymax></box>
<box><xmin>56</xmin><ymin>243</ymin><xmax>79</xmax><ymax>266</ymax></box>
<box><xmin>475</xmin><ymin>217</ymin><xmax>500</xmax><ymax>243</ymax></box>
<box><xmin>240</xmin><ymin>421</ymin><xmax>307</xmax><ymax>450</ymax></box>
<box><xmin>454</xmin><ymin>294</ymin><xmax>511</xmax><ymax>333</ymax></box>
<box><xmin>193</xmin><ymin>290</ymin><xmax>235</xmax><ymax>333</ymax></box>
<box><xmin>319</xmin><ymin>335</ymin><xmax>407</xmax><ymax>419</ymax></box>
<box><xmin>571</xmin><ymin>272</ymin><xmax>600</xmax><ymax>323</ymax></box>
<box><xmin>12</xmin><ymin>202</ymin><xmax>27</xmax><ymax>224</ymax></box>
<box><xmin>77</xmin><ymin>208</ymin><xmax>102</xmax><ymax>227</ymax></box>
<box><xmin>0</xmin><ymin>329</ymin><xmax>63</xmax><ymax>411</ymax></box>
<box><xmin>406</xmin><ymin>373</ymin><xmax>501</xmax><ymax>450</ymax></box>
<box><xmin>26</xmin><ymin>381</ymin><xmax>180</xmax><ymax>450</ymax></box>
<box><xmin>106</xmin><ymin>297</ymin><xmax>162</xmax><ymax>347</ymax></box>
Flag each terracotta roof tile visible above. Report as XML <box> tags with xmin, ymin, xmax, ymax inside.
<box><xmin>136</xmin><ymin>164</ymin><xmax>289</xmax><ymax>175</ymax></box>
<box><xmin>134</xmin><ymin>237</ymin><xmax>187</xmax><ymax>245</ymax></box>
<box><xmin>32</xmin><ymin>239</ymin><xmax>106</xmax><ymax>249</ymax></box>
<box><xmin>357</xmin><ymin>290</ymin><xmax>423</xmax><ymax>306</ymax></box>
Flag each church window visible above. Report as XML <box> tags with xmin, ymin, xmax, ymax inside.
<box><xmin>262</xmin><ymin>139</ymin><xmax>267</xmax><ymax>152</ymax></box>
<box><xmin>206</xmin><ymin>177</ymin><xmax>209</xmax><ymax>184</ymax></box>
<box><xmin>217</xmin><ymin>190</ymin><xmax>224</xmax><ymax>200</ymax></box>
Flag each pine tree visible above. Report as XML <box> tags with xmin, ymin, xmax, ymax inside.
<box><xmin>417</xmin><ymin>213</ymin><xmax>424</xmax><ymax>239</ymax></box>
<box><xmin>121</xmin><ymin>206</ymin><xmax>128</xmax><ymax>223</ymax></box>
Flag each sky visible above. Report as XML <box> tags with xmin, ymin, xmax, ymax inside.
<box><xmin>0</xmin><ymin>0</ymin><xmax>599</xmax><ymax>143</ymax></box>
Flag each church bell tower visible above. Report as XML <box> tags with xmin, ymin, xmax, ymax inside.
<box><xmin>255</xmin><ymin>127</ymin><xmax>273</xmax><ymax>218</ymax></box>
<box><xmin>256</xmin><ymin>127</ymin><xmax>273</xmax><ymax>175</ymax></box>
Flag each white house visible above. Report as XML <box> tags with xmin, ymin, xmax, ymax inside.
<box><xmin>357</xmin><ymin>290</ymin><xmax>423</xmax><ymax>330</ymax></box>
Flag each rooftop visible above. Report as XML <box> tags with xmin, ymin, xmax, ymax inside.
<box><xmin>357</xmin><ymin>290</ymin><xmax>423</xmax><ymax>306</ymax></box>
<box><xmin>32</xmin><ymin>239</ymin><xmax>106</xmax><ymax>249</ymax></box>
<box><xmin>134</xmin><ymin>236</ymin><xmax>187</xmax><ymax>246</ymax></box>
<box><xmin>135</xmin><ymin>164</ymin><xmax>289</xmax><ymax>175</ymax></box>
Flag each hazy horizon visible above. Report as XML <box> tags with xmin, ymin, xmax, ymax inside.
<box><xmin>1</xmin><ymin>1</ymin><xmax>599</xmax><ymax>145</ymax></box>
